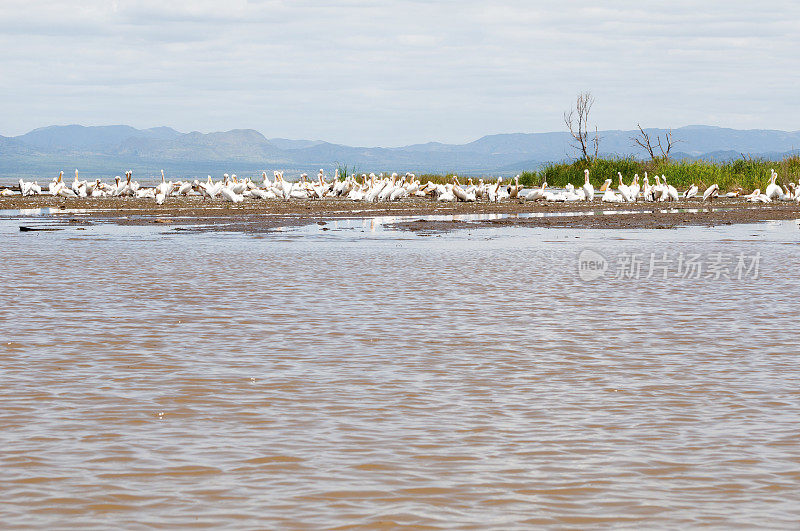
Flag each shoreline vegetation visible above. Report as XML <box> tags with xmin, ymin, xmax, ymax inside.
<box><xmin>411</xmin><ymin>155</ymin><xmax>800</xmax><ymax>191</ymax></box>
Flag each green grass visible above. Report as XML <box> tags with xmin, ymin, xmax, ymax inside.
<box><xmin>524</xmin><ymin>156</ymin><xmax>800</xmax><ymax>191</ymax></box>
<box><xmin>334</xmin><ymin>163</ymin><xmax>359</xmax><ymax>181</ymax></box>
<box><xmin>412</xmin><ymin>156</ymin><xmax>800</xmax><ymax>192</ymax></box>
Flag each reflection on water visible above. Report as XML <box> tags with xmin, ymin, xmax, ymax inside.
<box><xmin>0</xmin><ymin>207</ymin><xmax>94</xmax><ymax>216</ymax></box>
<box><xmin>1</xmin><ymin>219</ymin><xmax>800</xmax><ymax>528</ymax></box>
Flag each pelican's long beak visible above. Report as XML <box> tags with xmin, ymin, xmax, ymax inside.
<box><xmin>599</xmin><ymin>182</ymin><xmax>608</xmax><ymax>192</ymax></box>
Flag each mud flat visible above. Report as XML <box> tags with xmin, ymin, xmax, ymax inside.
<box><xmin>3</xmin><ymin>195</ymin><xmax>800</xmax><ymax>233</ymax></box>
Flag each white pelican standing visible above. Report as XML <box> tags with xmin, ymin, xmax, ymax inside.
<box><xmin>49</xmin><ymin>171</ymin><xmax>65</xmax><ymax>195</ymax></box>
<box><xmin>617</xmin><ymin>172</ymin><xmax>636</xmax><ymax>202</ymax></box>
<box><xmin>703</xmin><ymin>184</ymin><xmax>719</xmax><ymax>202</ymax></box>
<box><xmin>765</xmin><ymin>170</ymin><xmax>782</xmax><ymax>200</ymax></box>
<box><xmin>684</xmin><ymin>184</ymin><xmax>699</xmax><ymax>199</ymax></box>
<box><xmin>582</xmin><ymin>169</ymin><xmax>594</xmax><ymax>201</ymax></box>
<box><xmin>72</xmin><ymin>169</ymin><xmax>86</xmax><ymax>196</ymax></box>
<box><xmin>662</xmin><ymin>175</ymin><xmax>679</xmax><ymax>202</ymax></box>
<box><xmin>652</xmin><ymin>175</ymin><xmax>666</xmax><ymax>201</ymax></box>
<box><xmin>487</xmin><ymin>177</ymin><xmax>503</xmax><ymax>203</ymax></box>
<box><xmin>642</xmin><ymin>173</ymin><xmax>653</xmax><ymax>201</ymax></box>
<box><xmin>629</xmin><ymin>174</ymin><xmax>640</xmax><ymax>200</ymax></box>
<box><xmin>155</xmin><ymin>169</ymin><xmax>174</xmax><ymax>196</ymax></box>
<box><xmin>508</xmin><ymin>175</ymin><xmax>524</xmax><ymax>199</ymax></box>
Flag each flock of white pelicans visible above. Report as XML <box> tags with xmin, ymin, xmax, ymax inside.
<box><xmin>3</xmin><ymin>168</ymin><xmax>797</xmax><ymax>205</ymax></box>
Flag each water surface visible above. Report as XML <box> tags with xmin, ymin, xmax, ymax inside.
<box><xmin>2</xmin><ymin>217</ymin><xmax>799</xmax><ymax>528</ymax></box>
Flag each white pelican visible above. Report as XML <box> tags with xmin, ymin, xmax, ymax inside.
<box><xmin>452</xmin><ymin>177</ymin><xmax>472</xmax><ymax>202</ymax></box>
<box><xmin>230</xmin><ymin>175</ymin><xmax>247</xmax><ymax>195</ymax></box>
<box><xmin>247</xmin><ymin>188</ymin><xmax>271</xmax><ymax>200</ymax></box>
<box><xmin>743</xmin><ymin>188</ymin><xmax>760</xmax><ymax>201</ymax></box>
<box><xmin>112</xmin><ymin>175</ymin><xmax>124</xmax><ymax>196</ymax></box>
<box><xmin>403</xmin><ymin>176</ymin><xmax>420</xmax><ymax>199</ymax></box>
<box><xmin>662</xmin><ymin>175</ymin><xmax>679</xmax><ymax>202</ymax></box>
<box><xmin>747</xmin><ymin>191</ymin><xmax>771</xmax><ymax>203</ymax></box>
<box><xmin>363</xmin><ymin>173</ymin><xmax>383</xmax><ymax>202</ymax></box>
<box><xmin>726</xmin><ymin>187</ymin><xmax>742</xmax><ymax>198</ymax></box>
<box><xmin>684</xmin><ymin>184</ymin><xmax>699</xmax><ymax>199</ymax></box>
<box><xmin>487</xmin><ymin>177</ymin><xmax>503</xmax><ymax>203</ymax></box>
<box><xmin>642</xmin><ymin>173</ymin><xmax>654</xmax><ymax>201</ymax></box>
<box><xmin>49</xmin><ymin>171</ymin><xmax>65</xmax><ymax>195</ymax></box>
<box><xmin>91</xmin><ymin>179</ymin><xmax>105</xmax><ymax>197</ymax></box>
<box><xmin>137</xmin><ymin>187</ymin><xmax>156</xmax><ymax>199</ymax></box>
<box><xmin>155</xmin><ymin>169</ymin><xmax>174</xmax><ymax>196</ymax></box>
<box><xmin>617</xmin><ymin>172</ymin><xmax>634</xmax><ymax>202</ymax></box>
<box><xmin>765</xmin><ymin>169</ymin><xmax>782</xmax><ymax>200</ymax></box>
<box><xmin>582</xmin><ymin>169</ymin><xmax>594</xmax><ymax>201</ymax></box>
<box><xmin>600</xmin><ymin>179</ymin><xmax>624</xmax><ymax>203</ymax></box>
<box><xmin>71</xmin><ymin>169</ymin><xmax>88</xmax><ymax>197</ymax></box>
<box><xmin>629</xmin><ymin>174</ymin><xmax>640</xmax><ymax>200</ymax></box>
<box><xmin>652</xmin><ymin>175</ymin><xmax>666</xmax><ymax>201</ymax></box>
<box><xmin>176</xmin><ymin>180</ymin><xmax>193</xmax><ymax>196</ymax></box>
<box><xmin>378</xmin><ymin>173</ymin><xmax>398</xmax><ymax>201</ymax></box>
<box><xmin>508</xmin><ymin>175</ymin><xmax>524</xmax><ymax>199</ymax></box>
<box><xmin>57</xmin><ymin>184</ymin><xmax>77</xmax><ymax>198</ymax></box>
<box><xmin>128</xmin><ymin>171</ymin><xmax>140</xmax><ymax>193</ymax></box>
<box><xmin>221</xmin><ymin>186</ymin><xmax>244</xmax><ymax>203</ymax></box>
<box><xmin>435</xmin><ymin>183</ymin><xmax>456</xmax><ymax>202</ymax></box>
<box><xmin>703</xmin><ymin>184</ymin><xmax>719</xmax><ymax>202</ymax></box>
<box><xmin>525</xmin><ymin>182</ymin><xmax>547</xmax><ymax>201</ymax></box>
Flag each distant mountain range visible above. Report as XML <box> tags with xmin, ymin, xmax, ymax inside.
<box><xmin>2</xmin><ymin>124</ymin><xmax>800</xmax><ymax>181</ymax></box>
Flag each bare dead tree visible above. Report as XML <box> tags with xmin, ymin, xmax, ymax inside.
<box><xmin>632</xmin><ymin>123</ymin><xmax>657</xmax><ymax>160</ymax></box>
<box><xmin>656</xmin><ymin>129</ymin><xmax>678</xmax><ymax>159</ymax></box>
<box><xmin>632</xmin><ymin>124</ymin><xmax>681</xmax><ymax>161</ymax></box>
<box><xmin>564</xmin><ymin>92</ymin><xmax>599</xmax><ymax>161</ymax></box>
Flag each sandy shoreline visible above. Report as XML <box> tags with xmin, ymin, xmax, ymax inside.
<box><xmin>3</xmin><ymin>195</ymin><xmax>800</xmax><ymax>233</ymax></box>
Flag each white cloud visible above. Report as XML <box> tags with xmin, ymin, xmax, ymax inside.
<box><xmin>1</xmin><ymin>0</ymin><xmax>798</xmax><ymax>145</ymax></box>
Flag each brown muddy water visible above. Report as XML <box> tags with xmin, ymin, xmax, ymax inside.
<box><xmin>2</xmin><ymin>213</ymin><xmax>800</xmax><ymax>528</ymax></box>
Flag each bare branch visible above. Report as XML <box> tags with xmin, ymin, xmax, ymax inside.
<box><xmin>631</xmin><ymin>123</ymin><xmax>657</xmax><ymax>160</ymax></box>
<box><xmin>632</xmin><ymin>124</ymin><xmax>682</xmax><ymax>161</ymax></box>
<box><xmin>657</xmin><ymin>128</ymin><xmax>680</xmax><ymax>160</ymax></box>
<box><xmin>563</xmin><ymin>92</ymin><xmax>597</xmax><ymax>161</ymax></box>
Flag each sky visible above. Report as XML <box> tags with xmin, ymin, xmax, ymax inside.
<box><xmin>2</xmin><ymin>0</ymin><xmax>799</xmax><ymax>146</ymax></box>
